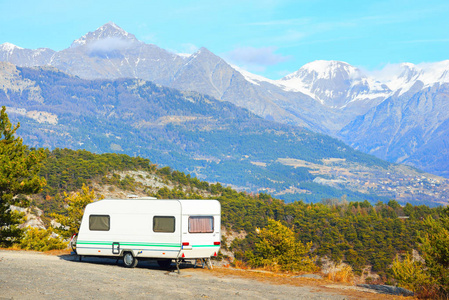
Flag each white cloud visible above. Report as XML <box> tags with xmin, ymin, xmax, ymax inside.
<box><xmin>87</xmin><ymin>37</ymin><xmax>134</xmax><ymax>54</ymax></box>
<box><xmin>364</xmin><ymin>63</ymin><xmax>409</xmax><ymax>81</ymax></box>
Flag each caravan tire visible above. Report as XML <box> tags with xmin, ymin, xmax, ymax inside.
<box><xmin>157</xmin><ymin>259</ymin><xmax>172</xmax><ymax>269</ymax></box>
<box><xmin>123</xmin><ymin>252</ymin><xmax>138</xmax><ymax>268</ymax></box>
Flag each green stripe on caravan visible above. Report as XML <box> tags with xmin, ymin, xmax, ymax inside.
<box><xmin>77</xmin><ymin>241</ymin><xmax>220</xmax><ymax>248</ymax></box>
<box><xmin>77</xmin><ymin>241</ymin><xmax>181</xmax><ymax>247</ymax></box>
<box><xmin>75</xmin><ymin>199</ymin><xmax>221</xmax><ymax>266</ymax></box>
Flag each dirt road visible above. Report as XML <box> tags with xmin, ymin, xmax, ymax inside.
<box><xmin>0</xmin><ymin>250</ymin><xmax>397</xmax><ymax>299</ymax></box>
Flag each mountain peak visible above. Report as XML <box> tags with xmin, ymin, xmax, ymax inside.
<box><xmin>278</xmin><ymin>60</ymin><xmax>391</xmax><ymax>108</ymax></box>
<box><xmin>102</xmin><ymin>22</ymin><xmax>124</xmax><ymax>31</ymax></box>
<box><xmin>0</xmin><ymin>42</ymin><xmax>23</xmax><ymax>53</ymax></box>
<box><xmin>71</xmin><ymin>22</ymin><xmax>138</xmax><ymax>48</ymax></box>
<box><xmin>291</xmin><ymin>60</ymin><xmax>363</xmax><ymax>81</ymax></box>
<box><xmin>185</xmin><ymin>47</ymin><xmax>222</xmax><ymax>63</ymax></box>
<box><xmin>279</xmin><ymin>60</ymin><xmax>365</xmax><ymax>93</ymax></box>
<box><xmin>192</xmin><ymin>47</ymin><xmax>214</xmax><ymax>57</ymax></box>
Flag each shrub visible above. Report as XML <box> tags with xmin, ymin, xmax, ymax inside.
<box><xmin>52</xmin><ymin>184</ymin><xmax>102</xmax><ymax>239</ymax></box>
<box><xmin>326</xmin><ymin>265</ymin><xmax>354</xmax><ymax>283</ymax></box>
<box><xmin>20</xmin><ymin>227</ymin><xmax>67</xmax><ymax>251</ymax></box>
<box><xmin>246</xmin><ymin>219</ymin><xmax>317</xmax><ymax>272</ymax></box>
<box><xmin>391</xmin><ymin>252</ymin><xmax>433</xmax><ymax>293</ymax></box>
<box><xmin>419</xmin><ymin>213</ymin><xmax>449</xmax><ymax>297</ymax></box>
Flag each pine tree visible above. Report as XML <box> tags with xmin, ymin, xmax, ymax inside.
<box><xmin>247</xmin><ymin>219</ymin><xmax>317</xmax><ymax>272</ymax></box>
<box><xmin>419</xmin><ymin>210</ymin><xmax>449</xmax><ymax>296</ymax></box>
<box><xmin>391</xmin><ymin>252</ymin><xmax>432</xmax><ymax>293</ymax></box>
<box><xmin>52</xmin><ymin>184</ymin><xmax>102</xmax><ymax>239</ymax></box>
<box><xmin>0</xmin><ymin>106</ymin><xmax>46</xmax><ymax>246</ymax></box>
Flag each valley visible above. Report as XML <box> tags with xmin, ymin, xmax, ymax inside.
<box><xmin>278</xmin><ymin>158</ymin><xmax>449</xmax><ymax>205</ymax></box>
<box><xmin>1</xmin><ymin>63</ymin><xmax>448</xmax><ymax>206</ymax></box>
<box><xmin>1</xmin><ymin>5</ymin><xmax>448</xmax><ymax>299</ymax></box>
<box><xmin>1</xmin><ymin>23</ymin><xmax>448</xmax><ymax>179</ymax></box>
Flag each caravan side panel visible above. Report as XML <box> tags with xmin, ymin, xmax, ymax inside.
<box><xmin>76</xmin><ymin>200</ymin><xmax>182</xmax><ymax>259</ymax></box>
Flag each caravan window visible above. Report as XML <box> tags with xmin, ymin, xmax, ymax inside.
<box><xmin>189</xmin><ymin>216</ymin><xmax>214</xmax><ymax>233</ymax></box>
<box><xmin>153</xmin><ymin>216</ymin><xmax>175</xmax><ymax>233</ymax></box>
<box><xmin>89</xmin><ymin>215</ymin><xmax>110</xmax><ymax>231</ymax></box>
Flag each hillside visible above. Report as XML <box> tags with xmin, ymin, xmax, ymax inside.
<box><xmin>2</xmin><ymin>63</ymin><xmax>448</xmax><ymax>205</ymax></box>
<box><xmin>1</xmin><ymin>23</ymin><xmax>449</xmax><ymax>179</ymax></box>
<box><xmin>339</xmin><ymin>83</ymin><xmax>449</xmax><ymax>177</ymax></box>
<box><xmin>26</xmin><ymin>148</ymin><xmax>444</xmax><ymax>282</ymax></box>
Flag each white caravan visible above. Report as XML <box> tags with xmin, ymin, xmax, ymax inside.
<box><xmin>74</xmin><ymin>199</ymin><xmax>221</xmax><ymax>270</ymax></box>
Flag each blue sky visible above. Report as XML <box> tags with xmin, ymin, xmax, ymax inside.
<box><xmin>1</xmin><ymin>0</ymin><xmax>448</xmax><ymax>79</ymax></box>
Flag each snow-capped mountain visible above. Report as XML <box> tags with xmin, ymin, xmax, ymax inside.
<box><xmin>278</xmin><ymin>60</ymin><xmax>391</xmax><ymax>114</ymax></box>
<box><xmin>48</xmin><ymin>22</ymin><xmax>185</xmax><ymax>83</ymax></box>
<box><xmin>0</xmin><ymin>42</ymin><xmax>55</xmax><ymax>67</ymax></box>
<box><xmin>1</xmin><ymin>22</ymin><xmax>449</xmax><ymax>178</ymax></box>
<box><xmin>373</xmin><ymin>61</ymin><xmax>449</xmax><ymax>95</ymax></box>
<box><xmin>339</xmin><ymin>81</ymin><xmax>449</xmax><ymax>177</ymax></box>
<box><xmin>70</xmin><ymin>21</ymin><xmax>139</xmax><ymax>48</ymax></box>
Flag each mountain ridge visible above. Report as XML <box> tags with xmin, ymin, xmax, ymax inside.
<box><xmin>0</xmin><ymin>22</ymin><xmax>448</xmax><ymax>179</ymax></box>
<box><xmin>2</xmin><ymin>62</ymin><xmax>448</xmax><ymax>205</ymax></box>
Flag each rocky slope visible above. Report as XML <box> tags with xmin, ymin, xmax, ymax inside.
<box><xmin>1</xmin><ymin>22</ymin><xmax>448</xmax><ymax>178</ymax></box>
<box><xmin>339</xmin><ymin>83</ymin><xmax>449</xmax><ymax>177</ymax></box>
<box><xmin>1</xmin><ymin>63</ymin><xmax>448</xmax><ymax>205</ymax></box>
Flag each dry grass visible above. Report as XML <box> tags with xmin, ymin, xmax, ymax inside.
<box><xmin>326</xmin><ymin>265</ymin><xmax>354</xmax><ymax>283</ymax></box>
<box><xmin>0</xmin><ymin>249</ymin><xmax>414</xmax><ymax>299</ymax></box>
<box><xmin>0</xmin><ymin>247</ymin><xmax>71</xmax><ymax>255</ymax></box>
<box><xmin>202</xmin><ymin>266</ymin><xmax>415</xmax><ymax>300</ymax></box>
<box><xmin>0</xmin><ymin>246</ymin><xmax>22</xmax><ymax>251</ymax></box>
<box><xmin>42</xmin><ymin>249</ymin><xmax>72</xmax><ymax>256</ymax></box>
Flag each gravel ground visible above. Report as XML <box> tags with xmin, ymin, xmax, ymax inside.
<box><xmin>0</xmin><ymin>250</ymin><xmax>396</xmax><ymax>300</ymax></box>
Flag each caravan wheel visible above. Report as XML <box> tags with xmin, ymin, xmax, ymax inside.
<box><xmin>123</xmin><ymin>252</ymin><xmax>138</xmax><ymax>268</ymax></box>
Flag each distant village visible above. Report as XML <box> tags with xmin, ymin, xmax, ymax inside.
<box><xmin>346</xmin><ymin>171</ymin><xmax>448</xmax><ymax>205</ymax></box>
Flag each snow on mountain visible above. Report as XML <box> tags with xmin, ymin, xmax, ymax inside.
<box><xmin>419</xmin><ymin>60</ymin><xmax>449</xmax><ymax>84</ymax></box>
<box><xmin>231</xmin><ymin>65</ymin><xmax>276</xmax><ymax>86</ymax></box>
<box><xmin>0</xmin><ymin>43</ymin><xmax>55</xmax><ymax>67</ymax></box>
<box><xmin>71</xmin><ymin>22</ymin><xmax>139</xmax><ymax>48</ymax></box>
<box><xmin>285</xmin><ymin>60</ymin><xmax>362</xmax><ymax>82</ymax></box>
<box><xmin>1</xmin><ymin>22</ymin><xmax>448</xmax><ymax>136</ymax></box>
<box><xmin>176</xmin><ymin>53</ymin><xmax>192</xmax><ymax>59</ymax></box>
<box><xmin>373</xmin><ymin>61</ymin><xmax>449</xmax><ymax>95</ymax></box>
<box><xmin>0</xmin><ymin>42</ymin><xmax>23</xmax><ymax>54</ymax></box>
<box><xmin>238</xmin><ymin>59</ymin><xmax>449</xmax><ymax>109</ymax></box>
<box><xmin>278</xmin><ymin>60</ymin><xmax>391</xmax><ymax>109</ymax></box>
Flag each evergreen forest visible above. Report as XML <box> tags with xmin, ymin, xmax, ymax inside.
<box><xmin>32</xmin><ymin>148</ymin><xmax>446</xmax><ymax>282</ymax></box>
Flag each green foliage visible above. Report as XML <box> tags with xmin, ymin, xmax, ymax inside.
<box><xmin>20</xmin><ymin>227</ymin><xmax>67</xmax><ymax>251</ymax></box>
<box><xmin>102</xmin><ymin>173</ymin><xmax>138</xmax><ymax>191</ymax></box>
<box><xmin>392</xmin><ymin>252</ymin><xmax>433</xmax><ymax>293</ymax></box>
<box><xmin>418</xmin><ymin>209</ymin><xmax>449</xmax><ymax>296</ymax></box>
<box><xmin>246</xmin><ymin>219</ymin><xmax>317</xmax><ymax>272</ymax></box>
<box><xmin>37</xmin><ymin>148</ymin><xmax>155</xmax><ymax>214</ymax></box>
<box><xmin>6</xmin><ymin>141</ymin><xmax>443</xmax><ymax>282</ymax></box>
<box><xmin>0</xmin><ymin>106</ymin><xmax>46</xmax><ymax>247</ymax></box>
<box><xmin>5</xmin><ymin>67</ymin><xmax>396</xmax><ymax>205</ymax></box>
<box><xmin>52</xmin><ymin>184</ymin><xmax>102</xmax><ymax>239</ymax></box>
<box><xmin>155</xmin><ymin>186</ymin><xmax>204</xmax><ymax>200</ymax></box>
<box><xmin>40</xmin><ymin>148</ymin><xmax>154</xmax><ymax>193</ymax></box>
<box><xmin>219</xmin><ymin>190</ymin><xmax>441</xmax><ymax>278</ymax></box>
